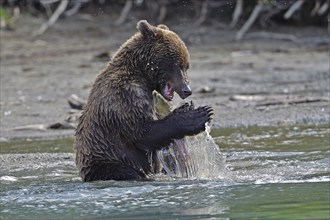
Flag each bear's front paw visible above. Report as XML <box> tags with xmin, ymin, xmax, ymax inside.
<box><xmin>172</xmin><ymin>105</ymin><xmax>213</xmax><ymax>137</ymax></box>
<box><xmin>186</xmin><ymin>106</ymin><xmax>213</xmax><ymax>135</ymax></box>
<box><xmin>173</xmin><ymin>101</ymin><xmax>195</xmax><ymax>114</ymax></box>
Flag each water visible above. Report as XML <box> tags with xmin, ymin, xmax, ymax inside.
<box><xmin>1</xmin><ymin>125</ymin><xmax>329</xmax><ymax>219</ymax></box>
<box><xmin>158</xmin><ymin>124</ymin><xmax>226</xmax><ymax>179</ymax></box>
<box><xmin>154</xmin><ymin>90</ymin><xmax>226</xmax><ymax>179</ymax></box>
<box><xmin>184</xmin><ymin>124</ymin><xmax>227</xmax><ymax>179</ymax></box>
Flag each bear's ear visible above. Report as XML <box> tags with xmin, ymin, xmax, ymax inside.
<box><xmin>137</xmin><ymin>20</ymin><xmax>156</xmax><ymax>38</ymax></box>
<box><xmin>157</xmin><ymin>24</ymin><xmax>169</xmax><ymax>30</ymax></box>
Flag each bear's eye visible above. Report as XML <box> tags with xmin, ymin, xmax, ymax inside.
<box><xmin>186</xmin><ymin>62</ymin><xmax>190</xmax><ymax>70</ymax></box>
<box><xmin>179</xmin><ymin>62</ymin><xmax>189</xmax><ymax>71</ymax></box>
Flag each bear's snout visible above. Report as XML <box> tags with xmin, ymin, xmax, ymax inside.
<box><xmin>180</xmin><ymin>84</ymin><xmax>192</xmax><ymax>99</ymax></box>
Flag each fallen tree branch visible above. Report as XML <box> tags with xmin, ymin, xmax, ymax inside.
<box><xmin>157</xmin><ymin>4</ymin><xmax>167</xmax><ymax>23</ymax></box>
<box><xmin>33</xmin><ymin>0</ymin><xmax>69</xmax><ymax>37</ymax></box>
<box><xmin>245</xmin><ymin>31</ymin><xmax>299</xmax><ymax>43</ymax></box>
<box><xmin>284</xmin><ymin>0</ymin><xmax>305</xmax><ymax>19</ymax></box>
<box><xmin>235</xmin><ymin>0</ymin><xmax>264</xmax><ymax>40</ymax></box>
<box><xmin>318</xmin><ymin>0</ymin><xmax>329</xmax><ymax>15</ymax></box>
<box><xmin>230</xmin><ymin>94</ymin><xmax>265</xmax><ymax>102</ymax></box>
<box><xmin>259</xmin><ymin>1</ymin><xmax>292</xmax><ymax>28</ymax></box>
<box><xmin>194</xmin><ymin>0</ymin><xmax>208</xmax><ymax>26</ymax></box>
<box><xmin>12</xmin><ymin>124</ymin><xmax>48</xmax><ymax>131</ymax></box>
<box><xmin>230</xmin><ymin>94</ymin><xmax>329</xmax><ymax>106</ymax></box>
<box><xmin>64</xmin><ymin>0</ymin><xmax>88</xmax><ymax>17</ymax></box>
<box><xmin>114</xmin><ymin>0</ymin><xmax>133</xmax><ymax>26</ymax></box>
<box><xmin>311</xmin><ymin>0</ymin><xmax>321</xmax><ymax>16</ymax></box>
<box><xmin>256</xmin><ymin>97</ymin><xmax>329</xmax><ymax>106</ymax></box>
<box><xmin>12</xmin><ymin>122</ymin><xmax>76</xmax><ymax>131</ymax></box>
<box><xmin>156</xmin><ymin>0</ymin><xmax>168</xmax><ymax>23</ymax></box>
<box><xmin>230</xmin><ymin>0</ymin><xmax>243</xmax><ymax>28</ymax></box>
<box><xmin>245</xmin><ymin>31</ymin><xmax>330</xmax><ymax>45</ymax></box>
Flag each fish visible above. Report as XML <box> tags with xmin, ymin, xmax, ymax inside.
<box><xmin>153</xmin><ymin>90</ymin><xmax>195</xmax><ymax>178</ymax></box>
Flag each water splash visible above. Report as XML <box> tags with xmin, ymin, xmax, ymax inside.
<box><xmin>157</xmin><ymin>124</ymin><xmax>228</xmax><ymax>179</ymax></box>
<box><xmin>185</xmin><ymin>124</ymin><xmax>228</xmax><ymax>179</ymax></box>
<box><xmin>153</xmin><ymin>90</ymin><xmax>228</xmax><ymax>179</ymax></box>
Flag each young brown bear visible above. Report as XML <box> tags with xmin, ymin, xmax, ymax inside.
<box><xmin>75</xmin><ymin>20</ymin><xmax>213</xmax><ymax>181</ymax></box>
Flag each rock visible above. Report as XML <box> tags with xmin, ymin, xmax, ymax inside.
<box><xmin>198</xmin><ymin>86</ymin><xmax>215</xmax><ymax>93</ymax></box>
<box><xmin>68</xmin><ymin>94</ymin><xmax>85</xmax><ymax>110</ymax></box>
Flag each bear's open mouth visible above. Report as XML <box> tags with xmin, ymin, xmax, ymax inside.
<box><xmin>162</xmin><ymin>82</ymin><xmax>174</xmax><ymax>101</ymax></box>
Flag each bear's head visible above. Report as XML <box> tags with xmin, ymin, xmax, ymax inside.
<box><xmin>137</xmin><ymin>20</ymin><xmax>192</xmax><ymax>101</ymax></box>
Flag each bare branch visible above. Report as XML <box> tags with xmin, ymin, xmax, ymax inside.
<box><xmin>236</xmin><ymin>1</ymin><xmax>264</xmax><ymax>41</ymax></box>
<box><xmin>245</xmin><ymin>31</ymin><xmax>299</xmax><ymax>43</ymax></box>
<box><xmin>194</xmin><ymin>0</ymin><xmax>208</xmax><ymax>26</ymax></box>
<box><xmin>114</xmin><ymin>0</ymin><xmax>133</xmax><ymax>26</ymax></box>
<box><xmin>65</xmin><ymin>0</ymin><xmax>89</xmax><ymax>17</ymax></box>
<box><xmin>317</xmin><ymin>0</ymin><xmax>329</xmax><ymax>15</ymax></box>
<box><xmin>284</xmin><ymin>0</ymin><xmax>305</xmax><ymax>19</ymax></box>
<box><xmin>157</xmin><ymin>5</ymin><xmax>166</xmax><ymax>23</ymax></box>
<box><xmin>230</xmin><ymin>0</ymin><xmax>243</xmax><ymax>28</ymax></box>
<box><xmin>33</xmin><ymin>0</ymin><xmax>69</xmax><ymax>37</ymax></box>
<box><xmin>311</xmin><ymin>0</ymin><xmax>321</xmax><ymax>16</ymax></box>
<box><xmin>256</xmin><ymin>97</ymin><xmax>329</xmax><ymax>106</ymax></box>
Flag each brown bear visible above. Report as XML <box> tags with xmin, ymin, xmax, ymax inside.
<box><xmin>75</xmin><ymin>20</ymin><xmax>213</xmax><ymax>182</ymax></box>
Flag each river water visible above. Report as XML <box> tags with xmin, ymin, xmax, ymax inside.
<box><xmin>1</xmin><ymin>125</ymin><xmax>329</xmax><ymax>219</ymax></box>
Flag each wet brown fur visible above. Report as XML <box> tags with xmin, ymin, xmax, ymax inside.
<box><xmin>75</xmin><ymin>20</ymin><xmax>191</xmax><ymax>181</ymax></box>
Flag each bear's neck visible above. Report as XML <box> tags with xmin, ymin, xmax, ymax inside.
<box><xmin>110</xmin><ymin>39</ymin><xmax>158</xmax><ymax>91</ymax></box>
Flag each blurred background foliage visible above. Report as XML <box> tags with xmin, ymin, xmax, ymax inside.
<box><xmin>0</xmin><ymin>0</ymin><xmax>328</xmax><ymax>38</ymax></box>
